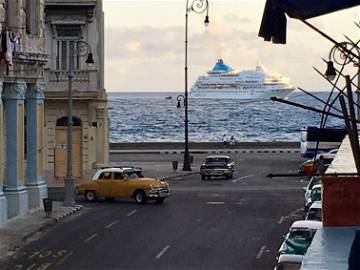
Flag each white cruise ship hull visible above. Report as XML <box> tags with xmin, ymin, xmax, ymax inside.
<box><xmin>189</xmin><ymin>87</ymin><xmax>294</xmax><ymax>100</ymax></box>
<box><xmin>190</xmin><ymin>59</ymin><xmax>295</xmax><ymax>100</ymax></box>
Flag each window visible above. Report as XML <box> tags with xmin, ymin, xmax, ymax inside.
<box><xmin>99</xmin><ymin>172</ymin><xmax>112</xmax><ymax>180</ymax></box>
<box><xmin>206</xmin><ymin>157</ymin><xmax>229</xmax><ymax>164</ymax></box>
<box><xmin>113</xmin><ymin>172</ymin><xmax>124</xmax><ymax>180</ymax></box>
<box><xmin>56</xmin><ymin>40</ymin><xmax>81</xmax><ymax>71</ymax></box>
<box><xmin>56</xmin><ymin>117</ymin><xmax>82</xmax><ymax>127</ymax></box>
<box><xmin>55</xmin><ymin>24</ymin><xmax>82</xmax><ymax>71</ymax></box>
<box><xmin>124</xmin><ymin>171</ymin><xmax>144</xmax><ymax>179</ymax></box>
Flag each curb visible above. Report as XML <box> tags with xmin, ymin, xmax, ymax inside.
<box><xmin>54</xmin><ymin>205</ymin><xmax>83</xmax><ymax>223</ymax></box>
<box><xmin>159</xmin><ymin>172</ymin><xmax>199</xmax><ymax>181</ymax></box>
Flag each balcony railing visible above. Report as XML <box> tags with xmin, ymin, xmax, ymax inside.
<box><xmin>47</xmin><ymin>70</ymin><xmax>94</xmax><ymax>83</ymax></box>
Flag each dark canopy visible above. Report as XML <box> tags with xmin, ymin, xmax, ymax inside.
<box><xmin>258</xmin><ymin>0</ymin><xmax>360</xmax><ymax>44</ymax></box>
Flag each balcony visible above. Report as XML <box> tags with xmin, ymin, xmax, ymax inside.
<box><xmin>45</xmin><ymin>69</ymin><xmax>98</xmax><ymax>92</ymax></box>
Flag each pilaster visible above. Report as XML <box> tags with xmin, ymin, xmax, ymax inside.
<box><xmin>25</xmin><ymin>84</ymin><xmax>47</xmax><ymax>208</ymax></box>
<box><xmin>0</xmin><ymin>81</ymin><xmax>7</xmax><ymax>225</ymax></box>
<box><xmin>3</xmin><ymin>81</ymin><xmax>28</xmax><ymax>218</ymax></box>
<box><xmin>95</xmin><ymin>107</ymin><xmax>105</xmax><ymax>165</ymax></box>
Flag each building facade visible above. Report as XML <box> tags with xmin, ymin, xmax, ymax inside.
<box><xmin>0</xmin><ymin>0</ymin><xmax>48</xmax><ymax>225</ymax></box>
<box><xmin>43</xmin><ymin>0</ymin><xmax>109</xmax><ymax>182</ymax></box>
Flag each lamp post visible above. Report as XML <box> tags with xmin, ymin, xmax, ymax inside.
<box><xmin>325</xmin><ymin>41</ymin><xmax>360</xmax><ymax>120</ymax></box>
<box><xmin>64</xmin><ymin>40</ymin><xmax>94</xmax><ymax>206</ymax></box>
<box><xmin>179</xmin><ymin>0</ymin><xmax>209</xmax><ymax>171</ymax></box>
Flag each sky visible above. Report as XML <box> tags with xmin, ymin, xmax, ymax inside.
<box><xmin>103</xmin><ymin>0</ymin><xmax>360</xmax><ymax>92</ymax></box>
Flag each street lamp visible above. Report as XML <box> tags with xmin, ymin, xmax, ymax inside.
<box><xmin>180</xmin><ymin>0</ymin><xmax>209</xmax><ymax>171</ymax></box>
<box><xmin>64</xmin><ymin>40</ymin><xmax>94</xmax><ymax>206</ymax></box>
<box><xmin>325</xmin><ymin>41</ymin><xmax>360</xmax><ymax>119</ymax></box>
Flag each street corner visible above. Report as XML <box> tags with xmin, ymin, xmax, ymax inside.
<box><xmin>53</xmin><ymin>204</ymin><xmax>84</xmax><ymax>223</ymax></box>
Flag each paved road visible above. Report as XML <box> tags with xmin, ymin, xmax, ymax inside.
<box><xmin>0</xmin><ymin>152</ymin><xmax>306</xmax><ymax>270</ymax></box>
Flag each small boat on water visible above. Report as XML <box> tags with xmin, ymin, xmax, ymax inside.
<box><xmin>189</xmin><ymin>59</ymin><xmax>295</xmax><ymax>100</ymax></box>
<box><xmin>165</xmin><ymin>96</ymin><xmax>172</xmax><ymax>100</ymax></box>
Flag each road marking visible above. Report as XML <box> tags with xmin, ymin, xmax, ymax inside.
<box><xmin>236</xmin><ymin>198</ymin><xmax>246</xmax><ymax>205</ymax></box>
<box><xmin>28</xmin><ymin>251</ymin><xmax>40</xmax><ymax>259</ymax></box>
<box><xmin>256</xmin><ymin>245</ymin><xmax>266</xmax><ymax>259</ymax></box>
<box><xmin>84</xmin><ymin>233</ymin><xmax>98</xmax><ymax>243</ymax></box>
<box><xmin>25</xmin><ymin>264</ymin><xmax>36</xmax><ymax>270</ymax></box>
<box><xmin>278</xmin><ymin>216</ymin><xmax>285</xmax><ymax>224</ymax></box>
<box><xmin>127</xmin><ymin>210</ymin><xmax>137</xmax><ymax>217</ymax></box>
<box><xmin>232</xmin><ymin>170</ymin><xmax>265</xmax><ymax>183</ymax></box>
<box><xmin>105</xmin><ymin>220</ymin><xmax>119</xmax><ymax>229</ymax></box>
<box><xmin>55</xmin><ymin>251</ymin><xmax>74</xmax><ymax>267</ymax></box>
<box><xmin>278</xmin><ymin>207</ymin><xmax>304</xmax><ymax>224</ymax></box>
<box><xmin>211</xmin><ymin>194</ymin><xmax>225</xmax><ymax>197</ymax></box>
<box><xmin>156</xmin><ymin>245</ymin><xmax>170</xmax><ymax>259</ymax></box>
<box><xmin>36</xmin><ymin>263</ymin><xmax>52</xmax><ymax>270</ymax></box>
<box><xmin>206</xmin><ymin>202</ymin><xmax>225</xmax><ymax>205</ymax></box>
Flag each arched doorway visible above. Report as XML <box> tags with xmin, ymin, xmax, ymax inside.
<box><xmin>55</xmin><ymin>117</ymin><xmax>82</xmax><ymax>178</ymax></box>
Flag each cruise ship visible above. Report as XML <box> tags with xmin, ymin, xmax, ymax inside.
<box><xmin>189</xmin><ymin>59</ymin><xmax>295</xmax><ymax>100</ymax></box>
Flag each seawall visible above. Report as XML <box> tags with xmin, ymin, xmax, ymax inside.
<box><xmin>110</xmin><ymin>141</ymin><xmax>299</xmax><ymax>150</ymax></box>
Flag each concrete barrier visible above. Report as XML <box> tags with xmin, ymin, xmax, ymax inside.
<box><xmin>110</xmin><ymin>141</ymin><xmax>299</xmax><ymax>150</ymax></box>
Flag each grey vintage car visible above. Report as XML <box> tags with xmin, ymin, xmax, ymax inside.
<box><xmin>200</xmin><ymin>155</ymin><xmax>235</xmax><ymax>180</ymax></box>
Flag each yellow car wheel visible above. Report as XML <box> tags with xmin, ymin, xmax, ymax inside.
<box><xmin>134</xmin><ymin>190</ymin><xmax>146</xmax><ymax>204</ymax></box>
<box><xmin>85</xmin><ymin>190</ymin><xmax>96</xmax><ymax>202</ymax></box>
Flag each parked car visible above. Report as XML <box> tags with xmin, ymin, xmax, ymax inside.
<box><xmin>299</xmin><ymin>159</ymin><xmax>330</xmax><ymax>177</ymax></box>
<box><xmin>305</xmin><ymin>201</ymin><xmax>322</xmax><ymax>221</ymax></box>
<box><xmin>200</xmin><ymin>155</ymin><xmax>235</xmax><ymax>180</ymax></box>
<box><xmin>304</xmin><ymin>184</ymin><xmax>322</xmax><ymax>212</ymax></box>
<box><xmin>274</xmin><ymin>254</ymin><xmax>304</xmax><ymax>270</ymax></box>
<box><xmin>302</xmin><ymin>176</ymin><xmax>321</xmax><ymax>205</ymax></box>
<box><xmin>315</xmin><ymin>148</ymin><xmax>338</xmax><ymax>162</ymax></box>
<box><xmin>298</xmin><ymin>159</ymin><xmax>314</xmax><ymax>176</ymax></box>
<box><xmin>278</xmin><ymin>220</ymin><xmax>322</xmax><ymax>256</ymax></box>
<box><xmin>77</xmin><ymin>167</ymin><xmax>170</xmax><ymax>204</ymax></box>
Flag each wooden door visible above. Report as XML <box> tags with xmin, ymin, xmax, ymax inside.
<box><xmin>55</xmin><ymin>127</ymin><xmax>82</xmax><ymax>178</ymax></box>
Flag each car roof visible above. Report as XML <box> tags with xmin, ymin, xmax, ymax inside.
<box><xmin>309</xmin><ymin>201</ymin><xmax>322</xmax><ymax>209</ymax></box>
<box><xmin>291</xmin><ymin>220</ymin><xmax>322</xmax><ymax>230</ymax></box>
<box><xmin>277</xmin><ymin>254</ymin><xmax>304</xmax><ymax>263</ymax></box>
<box><xmin>97</xmin><ymin>167</ymin><xmax>141</xmax><ymax>173</ymax></box>
<box><xmin>312</xmin><ymin>184</ymin><xmax>322</xmax><ymax>190</ymax></box>
<box><xmin>206</xmin><ymin>155</ymin><xmax>230</xmax><ymax>159</ymax></box>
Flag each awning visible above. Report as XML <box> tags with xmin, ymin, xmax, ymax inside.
<box><xmin>258</xmin><ymin>0</ymin><xmax>360</xmax><ymax>44</ymax></box>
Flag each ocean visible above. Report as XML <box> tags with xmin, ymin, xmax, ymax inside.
<box><xmin>107</xmin><ymin>91</ymin><xmax>344</xmax><ymax>142</ymax></box>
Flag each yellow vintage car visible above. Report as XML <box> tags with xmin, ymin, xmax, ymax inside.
<box><xmin>78</xmin><ymin>167</ymin><xmax>170</xmax><ymax>204</ymax></box>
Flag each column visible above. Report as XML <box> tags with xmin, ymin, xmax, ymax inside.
<box><xmin>95</xmin><ymin>107</ymin><xmax>105</xmax><ymax>165</ymax></box>
<box><xmin>0</xmin><ymin>81</ymin><xmax>7</xmax><ymax>225</ymax></box>
<box><xmin>25</xmin><ymin>84</ymin><xmax>47</xmax><ymax>208</ymax></box>
<box><xmin>3</xmin><ymin>81</ymin><xmax>28</xmax><ymax>218</ymax></box>
<box><xmin>95</xmin><ymin>107</ymin><xmax>109</xmax><ymax>165</ymax></box>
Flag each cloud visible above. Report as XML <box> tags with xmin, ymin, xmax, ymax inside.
<box><xmin>105</xmin><ymin>26</ymin><xmax>183</xmax><ymax>59</ymax></box>
<box><xmin>223</xmin><ymin>13</ymin><xmax>251</xmax><ymax>24</ymax></box>
<box><xmin>127</xmin><ymin>41</ymin><xmax>141</xmax><ymax>52</ymax></box>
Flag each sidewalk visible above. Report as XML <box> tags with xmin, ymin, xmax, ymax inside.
<box><xmin>0</xmin><ymin>202</ymin><xmax>82</xmax><ymax>261</ymax></box>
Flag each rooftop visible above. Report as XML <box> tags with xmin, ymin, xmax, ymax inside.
<box><xmin>301</xmin><ymin>227</ymin><xmax>359</xmax><ymax>270</ymax></box>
